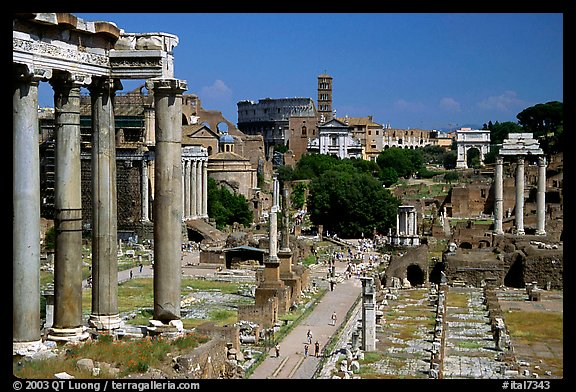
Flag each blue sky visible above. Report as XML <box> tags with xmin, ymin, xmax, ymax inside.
<box><xmin>38</xmin><ymin>13</ymin><xmax>563</xmax><ymax>131</ymax></box>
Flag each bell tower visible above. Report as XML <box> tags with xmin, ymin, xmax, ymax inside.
<box><xmin>317</xmin><ymin>73</ymin><xmax>333</xmax><ymax>123</ymax></box>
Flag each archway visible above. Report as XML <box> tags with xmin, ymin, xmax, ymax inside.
<box><xmin>504</xmin><ymin>256</ymin><xmax>525</xmax><ymax>288</ymax></box>
<box><xmin>406</xmin><ymin>264</ymin><xmax>425</xmax><ymax>286</ymax></box>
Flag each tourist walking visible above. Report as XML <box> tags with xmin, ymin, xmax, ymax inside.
<box><xmin>275</xmin><ymin>344</ymin><xmax>280</xmax><ymax>357</ymax></box>
<box><xmin>306</xmin><ymin>329</ymin><xmax>312</xmax><ymax>344</ymax></box>
<box><xmin>304</xmin><ymin>343</ymin><xmax>309</xmax><ymax>357</ymax></box>
<box><xmin>314</xmin><ymin>341</ymin><xmax>320</xmax><ymax>357</ymax></box>
<box><xmin>330</xmin><ymin>311</ymin><xmax>337</xmax><ymax>326</ymax></box>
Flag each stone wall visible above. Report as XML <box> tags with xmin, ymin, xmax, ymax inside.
<box><xmin>237</xmin><ymin>298</ymin><xmax>276</xmax><ymax>329</ymax></box>
<box><xmin>81</xmin><ymin>158</ymin><xmax>142</xmax><ymax>235</ymax></box>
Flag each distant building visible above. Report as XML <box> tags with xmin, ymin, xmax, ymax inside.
<box><xmin>455</xmin><ymin>127</ymin><xmax>491</xmax><ymax>168</ymax></box>
<box><xmin>307</xmin><ymin>118</ymin><xmax>362</xmax><ymax>159</ymax></box>
<box><xmin>237</xmin><ymin>97</ymin><xmax>317</xmax><ymax>158</ymax></box>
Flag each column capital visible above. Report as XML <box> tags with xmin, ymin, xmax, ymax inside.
<box><xmin>537</xmin><ymin>155</ymin><xmax>547</xmax><ymax>166</ymax></box>
<box><xmin>14</xmin><ymin>63</ymin><xmax>52</xmax><ymax>83</ymax></box>
<box><xmin>495</xmin><ymin>155</ymin><xmax>503</xmax><ymax>164</ymax></box>
<box><xmin>145</xmin><ymin>78</ymin><xmax>187</xmax><ymax>95</ymax></box>
<box><xmin>49</xmin><ymin>71</ymin><xmax>92</xmax><ymax>90</ymax></box>
<box><xmin>516</xmin><ymin>155</ymin><xmax>525</xmax><ymax>165</ymax></box>
<box><xmin>87</xmin><ymin>77</ymin><xmax>123</xmax><ymax>95</ymax></box>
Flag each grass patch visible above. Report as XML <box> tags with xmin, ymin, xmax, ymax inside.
<box><xmin>446</xmin><ymin>291</ymin><xmax>469</xmax><ymax>308</ymax></box>
<box><xmin>456</xmin><ymin>340</ymin><xmax>484</xmax><ymax>349</ymax></box>
<box><xmin>13</xmin><ymin>332</ymin><xmax>209</xmax><ymax>379</ymax></box>
<box><xmin>505</xmin><ymin>311</ymin><xmax>563</xmax><ymax>342</ymax></box>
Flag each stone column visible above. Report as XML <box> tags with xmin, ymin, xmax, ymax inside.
<box><xmin>141</xmin><ymin>158</ymin><xmax>150</xmax><ymax>221</ymax></box>
<box><xmin>361</xmin><ymin>277</ymin><xmax>376</xmax><ymax>351</ymax></box>
<box><xmin>183</xmin><ymin>159</ymin><xmax>190</xmax><ymax>219</ymax></box>
<box><xmin>88</xmin><ymin>77</ymin><xmax>122</xmax><ymax>330</ymax></box>
<box><xmin>48</xmin><ymin>72</ymin><xmax>90</xmax><ymax>341</ymax></box>
<box><xmin>191</xmin><ymin>160</ymin><xmax>198</xmax><ymax>217</ymax></box>
<box><xmin>195</xmin><ymin>159</ymin><xmax>202</xmax><ymax>218</ymax></box>
<box><xmin>202</xmin><ymin>159</ymin><xmax>208</xmax><ymax>218</ymax></box>
<box><xmin>536</xmin><ymin>156</ymin><xmax>547</xmax><ymax>235</ymax></box>
<box><xmin>269</xmin><ymin>206</ymin><xmax>279</xmax><ymax>263</ymax></box>
<box><xmin>13</xmin><ymin>65</ymin><xmax>48</xmax><ymax>353</ymax></box>
<box><xmin>147</xmin><ymin>78</ymin><xmax>187</xmax><ymax>323</ymax></box>
<box><xmin>494</xmin><ymin>155</ymin><xmax>504</xmax><ymax>235</ymax></box>
<box><xmin>515</xmin><ymin>156</ymin><xmax>525</xmax><ymax>235</ymax></box>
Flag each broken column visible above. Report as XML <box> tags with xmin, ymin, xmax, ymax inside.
<box><xmin>493</xmin><ymin>155</ymin><xmax>504</xmax><ymax>235</ymax></box>
<box><xmin>278</xmin><ymin>184</ymin><xmax>301</xmax><ymax>302</ymax></box>
<box><xmin>47</xmin><ymin>72</ymin><xmax>91</xmax><ymax>342</ymax></box>
<box><xmin>360</xmin><ymin>276</ymin><xmax>376</xmax><ymax>351</ymax></box>
<box><xmin>254</xmin><ymin>175</ymin><xmax>291</xmax><ymax>321</ymax></box>
<box><xmin>88</xmin><ymin>77</ymin><xmax>123</xmax><ymax>330</ymax></box>
<box><xmin>147</xmin><ymin>78</ymin><xmax>187</xmax><ymax>325</ymax></box>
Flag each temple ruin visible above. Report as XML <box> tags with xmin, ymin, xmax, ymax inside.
<box><xmin>13</xmin><ymin>13</ymin><xmax>187</xmax><ymax>352</ymax></box>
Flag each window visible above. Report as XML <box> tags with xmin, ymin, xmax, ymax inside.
<box><xmin>301</xmin><ymin>126</ymin><xmax>307</xmax><ymax>136</ymax></box>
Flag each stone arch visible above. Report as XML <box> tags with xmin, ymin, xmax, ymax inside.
<box><xmin>478</xmin><ymin>239</ymin><xmax>491</xmax><ymax>248</ymax></box>
<box><xmin>182</xmin><ymin>113</ymin><xmax>189</xmax><ymax>125</ymax></box>
<box><xmin>504</xmin><ymin>254</ymin><xmax>525</xmax><ymax>288</ymax></box>
<box><xmin>459</xmin><ymin>241</ymin><xmax>473</xmax><ymax>249</ymax></box>
<box><xmin>406</xmin><ymin>264</ymin><xmax>425</xmax><ymax>286</ymax></box>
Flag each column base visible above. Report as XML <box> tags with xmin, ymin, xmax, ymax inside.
<box><xmin>147</xmin><ymin>319</ymin><xmax>184</xmax><ymax>338</ymax></box>
<box><xmin>535</xmin><ymin>230</ymin><xmax>546</xmax><ymax>236</ymax></box>
<box><xmin>516</xmin><ymin>229</ymin><xmax>525</xmax><ymax>235</ymax></box>
<box><xmin>13</xmin><ymin>339</ymin><xmax>44</xmax><ymax>356</ymax></box>
<box><xmin>89</xmin><ymin>314</ymin><xmax>124</xmax><ymax>330</ymax></box>
<box><xmin>46</xmin><ymin>327</ymin><xmax>90</xmax><ymax>342</ymax></box>
<box><xmin>493</xmin><ymin>230</ymin><xmax>504</xmax><ymax>235</ymax></box>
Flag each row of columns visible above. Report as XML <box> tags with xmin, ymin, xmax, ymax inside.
<box><xmin>13</xmin><ymin>65</ymin><xmax>187</xmax><ymax>351</ymax></box>
<box><xmin>397</xmin><ymin>206</ymin><xmax>418</xmax><ymax>237</ymax></box>
<box><xmin>493</xmin><ymin>155</ymin><xmax>546</xmax><ymax>236</ymax></box>
<box><xmin>182</xmin><ymin>153</ymin><xmax>208</xmax><ymax>220</ymax></box>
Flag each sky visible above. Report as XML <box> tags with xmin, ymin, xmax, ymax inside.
<box><xmin>37</xmin><ymin>12</ymin><xmax>563</xmax><ymax>131</ymax></box>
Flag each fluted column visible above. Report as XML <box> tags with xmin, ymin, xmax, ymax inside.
<box><xmin>88</xmin><ymin>77</ymin><xmax>123</xmax><ymax>330</ymax></box>
<box><xmin>191</xmin><ymin>160</ymin><xmax>198</xmax><ymax>217</ymax></box>
<box><xmin>147</xmin><ymin>78</ymin><xmax>187</xmax><ymax>323</ymax></box>
<box><xmin>195</xmin><ymin>159</ymin><xmax>202</xmax><ymax>218</ymax></box>
<box><xmin>494</xmin><ymin>155</ymin><xmax>504</xmax><ymax>235</ymax></box>
<box><xmin>13</xmin><ymin>65</ymin><xmax>49</xmax><ymax>352</ymax></box>
<box><xmin>48</xmin><ymin>72</ymin><xmax>91</xmax><ymax>341</ymax></box>
<box><xmin>515</xmin><ymin>156</ymin><xmax>525</xmax><ymax>235</ymax></box>
<box><xmin>202</xmin><ymin>159</ymin><xmax>208</xmax><ymax>218</ymax></box>
<box><xmin>183</xmin><ymin>159</ymin><xmax>190</xmax><ymax>219</ymax></box>
<box><xmin>536</xmin><ymin>155</ymin><xmax>547</xmax><ymax>235</ymax></box>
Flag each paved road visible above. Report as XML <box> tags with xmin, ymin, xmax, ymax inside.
<box><xmin>249</xmin><ymin>262</ymin><xmax>362</xmax><ymax>379</ymax></box>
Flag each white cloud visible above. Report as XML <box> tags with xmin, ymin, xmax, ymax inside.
<box><xmin>477</xmin><ymin>90</ymin><xmax>525</xmax><ymax>112</ymax></box>
<box><xmin>439</xmin><ymin>97</ymin><xmax>461</xmax><ymax>112</ymax></box>
<box><xmin>393</xmin><ymin>99</ymin><xmax>426</xmax><ymax>112</ymax></box>
<box><xmin>200</xmin><ymin>79</ymin><xmax>233</xmax><ymax>101</ymax></box>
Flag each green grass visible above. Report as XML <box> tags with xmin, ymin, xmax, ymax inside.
<box><xmin>505</xmin><ymin>311</ymin><xmax>563</xmax><ymax>343</ymax></box>
<box><xmin>13</xmin><ymin>332</ymin><xmax>209</xmax><ymax>379</ymax></box>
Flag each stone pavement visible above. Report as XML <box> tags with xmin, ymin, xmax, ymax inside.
<box><xmin>249</xmin><ymin>263</ymin><xmax>362</xmax><ymax>379</ymax></box>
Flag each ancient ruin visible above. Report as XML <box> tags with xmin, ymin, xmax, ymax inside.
<box><xmin>13</xmin><ymin>13</ymin><xmax>186</xmax><ymax>351</ymax></box>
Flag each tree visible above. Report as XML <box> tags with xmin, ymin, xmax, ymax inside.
<box><xmin>207</xmin><ymin>178</ymin><xmax>253</xmax><ymax>229</ymax></box>
<box><xmin>516</xmin><ymin>101</ymin><xmax>563</xmax><ymax>153</ymax></box>
<box><xmin>488</xmin><ymin>121</ymin><xmax>524</xmax><ymax>145</ymax></box>
<box><xmin>376</xmin><ymin>147</ymin><xmax>424</xmax><ymax>179</ymax></box>
<box><xmin>307</xmin><ymin>170</ymin><xmax>401</xmax><ymax>238</ymax></box>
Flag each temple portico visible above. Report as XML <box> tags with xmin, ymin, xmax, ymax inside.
<box><xmin>181</xmin><ymin>146</ymin><xmax>209</xmax><ymax>220</ymax></box>
<box><xmin>493</xmin><ymin>133</ymin><xmax>546</xmax><ymax>236</ymax></box>
<box><xmin>13</xmin><ymin>13</ymin><xmax>187</xmax><ymax>352</ymax></box>
<box><xmin>389</xmin><ymin>205</ymin><xmax>420</xmax><ymax>247</ymax></box>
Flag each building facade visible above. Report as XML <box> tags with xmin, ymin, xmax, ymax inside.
<box><xmin>307</xmin><ymin>118</ymin><xmax>363</xmax><ymax>159</ymax></box>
